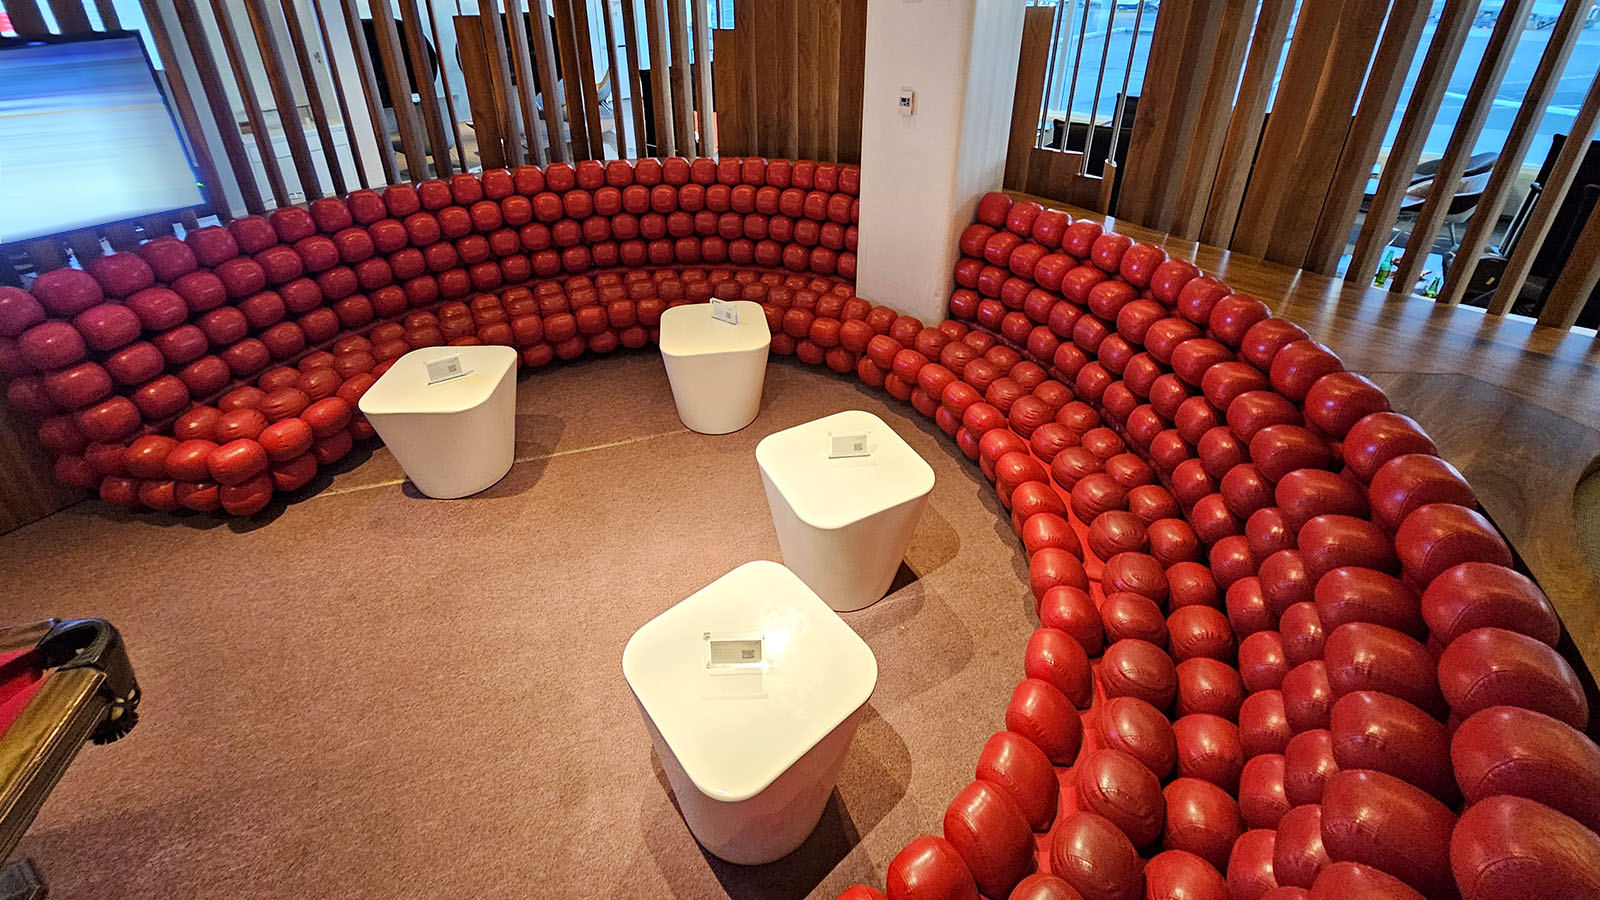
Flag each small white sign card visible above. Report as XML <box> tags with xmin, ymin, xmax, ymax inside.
<box><xmin>705</xmin><ymin>631</ymin><xmax>765</xmax><ymax>669</ymax></box>
<box><xmin>425</xmin><ymin>355</ymin><xmax>472</xmax><ymax>384</ymax></box>
<box><xmin>709</xmin><ymin>298</ymin><xmax>739</xmax><ymax>325</ymax></box>
<box><xmin>828</xmin><ymin>431</ymin><xmax>873</xmax><ymax>459</ymax></box>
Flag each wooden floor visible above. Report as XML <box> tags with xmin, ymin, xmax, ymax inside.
<box><xmin>1018</xmin><ymin>193</ymin><xmax>1600</xmax><ymax>669</ymax></box>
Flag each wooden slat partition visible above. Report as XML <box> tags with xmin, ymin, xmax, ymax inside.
<box><xmin>1387</xmin><ymin>0</ymin><xmax>1536</xmax><ymax>296</ymax></box>
<box><xmin>5</xmin><ymin>0</ymin><xmax>50</xmax><ymax>35</ymax></box>
<box><xmin>665</xmin><ymin>0</ymin><xmax>695</xmax><ymax>156</ymax></box>
<box><xmin>207</xmin><ymin>0</ymin><xmax>294</xmax><ymax>205</ymax></box>
<box><xmin>569</xmin><ymin>0</ymin><xmax>607</xmax><ymax>159</ymax></box>
<box><xmin>1004</xmin><ymin>6</ymin><xmax>1055</xmax><ymax>191</ymax></box>
<box><xmin>528</xmin><ymin>0</ymin><xmax>567</xmax><ymax>163</ymax></box>
<box><xmin>456</xmin><ymin>14</ymin><xmax>506</xmax><ymax>167</ymax></box>
<box><xmin>480</xmin><ymin>0</ymin><xmax>525</xmax><ymax>166</ymax></box>
<box><xmin>175</xmin><ymin>0</ymin><xmax>268</xmax><ymax>213</ymax></box>
<box><xmin>619</xmin><ymin>0</ymin><xmax>650</xmax><ymax>157</ymax></box>
<box><xmin>424</xmin><ymin>0</ymin><xmax>469</xmax><ymax>172</ymax></box>
<box><xmin>334</xmin><ymin>0</ymin><xmax>401</xmax><ymax>185</ymax></box>
<box><xmin>138</xmin><ymin>0</ymin><xmax>236</xmax><ymax>218</ymax></box>
<box><xmin>1491</xmin><ymin>70</ymin><xmax>1600</xmax><ymax>316</ymax></box>
<box><xmin>500</xmin><ymin>0</ymin><xmax>542</xmax><ymax>166</ymax></box>
<box><xmin>601</xmin><ymin>0</ymin><xmax>630</xmax><ymax>158</ymax></box>
<box><xmin>1169</xmin><ymin>0</ymin><xmax>1256</xmax><ymax>239</ymax></box>
<box><xmin>397</xmin><ymin>0</ymin><xmax>455</xmax><ymax>176</ymax></box>
<box><xmin>642</xmin><ymin>0</ymin><xmax>676</xmax><ymax>156</ymax></box>
<box><xmin>551</xmin><ymin>0</ymin><xmax>593</xmax><ymax>158</ymax></box>
<box><xmin>1540</xmin><ymin>203</ymin><xmax>1600</xmax><ymax>328</ymax></box>
<box><xmin>275</xmin><ymin>0</ymin><xmax>348</xmax><ymax>195</ymax></box>
<box><xmin>240</xmin><ymin>0</ymin><xmax>324</xmax><ymax>199</ymax></box>
<box><xmin>91</xmin><ymin>0</ymin><xmax>119</xmax><ymax>29</ymax></box>
<box><xmin>836</xmin><ymin>0</ymin><xmax>867</xmax><ymax>163</ymax></box>
<box><xmin>43</xmin><ymin>0</ymin><xmax>88</xmax><ymax>33</ymax></box>
<box><xmin>1344</xmin><ymin>0</ymin><xmax>1477</xmax><ymax>284</ymax></box>
<box><xmin>1198</xmin><ymin>0</ymin><xmax>1295</xmax><ymax>245</ymax></box>
<box><xmin>367</xmin><ymin>0</ymin><xmax>429</xmax><ymax>178</ymax></box>
<box><xmin>1439</xmin><ymin>0</ymin><xmax>1595</xmax><ymax>307</ymax></box>
<box><xmin>1304</xmin><ymin>0</ymin><xmax>1433</xmax><ymax>273</ymax></box>
<box><xmin>691</xmin><ymin>0</ymin><xmax>717</xmax><ymax>155</ymax></box>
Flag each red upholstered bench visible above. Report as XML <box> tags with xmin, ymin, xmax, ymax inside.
<box><xmin>0</xmin><ymin>156</ymin><xmax>860</xmax><ymax>514</ymax></box>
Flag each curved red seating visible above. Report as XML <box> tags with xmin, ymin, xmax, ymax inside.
<box><xmin>4</xmin><ymin>170</ymin><xmax>1597</xmax><ymax>900</ymax></box>
<box><xmin>0</xmin><ymin>157</ymin><xmax>860</xmax><ymax>514</ymax></box>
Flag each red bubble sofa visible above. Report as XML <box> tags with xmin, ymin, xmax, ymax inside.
<box><xmin>0</xmin><ymin>156</ymin><xmax>860</xmax><ymax>514</ymax></box>
<box><xmin>2</xmin><ymin>161</ymin><xmax>1597</xmax><ymax>900</ymax></box>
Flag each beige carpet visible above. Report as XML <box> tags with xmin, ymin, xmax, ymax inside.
<box><xmin>0</xmin><ymin>352</ymin><xmax>1044</xmax><ymax>900</ymax></box>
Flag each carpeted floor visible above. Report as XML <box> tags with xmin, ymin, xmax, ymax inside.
<box><xmin>0</xmin><ymin>352</ymin><xmax>1044</xmax><ymax>900</ymax></box>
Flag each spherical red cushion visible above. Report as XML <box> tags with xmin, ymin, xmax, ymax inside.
<box><xmin>1298</xmin><ymin>515</ymin><xmax>1399</xmax><ymax>581</ymax></box>
<box><xmin>1240</xmin><ymin>689</ymin><xmax>1292</xmax><ymax>757</ymax></box>
<box><xmin>1168</xmin><ymin>605</ymin><xmax>1235</xmax><ymax>663</ymax></box>
<box><xmin>1006</xmin><ymin>678</ymin><xmax>1082</xmax><ymax>765</ymax></box>
<box><xmin>1174</xmin><ymin>713</ymin><xmax>1245</xmax><ymax>792</ymax></box>
<box><xmin>1451</xmin><ymin>705</ymin><xmax>1600</xmax><ymax>834</ymax></box>
<box><xmin>1331</xmin><ymin>690</ymin><xmax>1453</xmax><ymax>803</ymax></box>
<box><xmin>1239</xmin><ymin>753</ymin><xmax>1290</xmax><ymax>829</ymax></box>
<box><xmin>885</xmin><ymin>835</ymin><xmax>979</xmax><ymax>900</ymax></box>
<box><xmin>1342</xmin><ymin>412</ymin><xmax>1436</xmax><ymax>483</ymax></box>
<box><xmin>1040</xmin><ymin>586</ymin><xmax>1103</xmax><ymax>657</ymax></box>
<box><xmin>1437</xmin><ymin>627</ymin><xmax>1588</xmax><ymax>730</ymax></box>
<box><xmin>1238</xmin><ymin>631</ymin><xmax>1288</xmax><ymax>695</ymax></box>
<box><xmin>1144</xmin><ymin>850</ymin><xmax>1229</xmax><ymax>900</ymax></box>
<box><xmin>942</xmin><ymin>780</ymin><xmax>1036</xmax><ymax>900</ymax></box>
<box><xmin>1369</xmin><ymin>454</ymin><xmax>1476</xmax><ymax>530</ymax></box>
<box><xmin>1274</xmin><ymin>804</ymin><xmax>1330</xmax><ymax>888</ymax></box>
<box><xmin>1226</xmin><ymin>828</ymin><xmax>1279</xmax><ymax>900</ymax></box>
<box><xmin>976</xmin><ymin>731</ymin><xmax>1059</xmax><ymax>832</ymax></box>
<box><xmin>1421</xmin><ymin>562</ymin><xmax>1560</xmax><ymax>648</ymax></box>
<box><xmin>1101</xmin><ymin>591</ymin><xmax>1168</xmax><ymax>647</ymax></box>
<box><xmin>1275</xmin><ymin>469</ymin><xmax>1369</xmax><ymax>534</ymax></box>
<box><xmin>1102</xmin><ymin>552</ymin><xmax>1169</xmax><ymax>604</ymax></box>
<box><xmin>1100</xmin><ymin>638</ymin><xmax>1177</xmax><ymax>709</ymax></box>
<box><xmin>1025</xmin><ymin>626</ymin><xmax>1092</xmax><ymax>708</ymax></box>
<box><xmin>1309</xmin><ymin>862</ymin><xmax>1425</xmax><ymax>900</ymax></box>
<box><xmin>1074</xmin><ymin>748</ymin><xmax>1164</xmax><ymax>848</ymax></box>
<box><xmin>1163</xmin><ymin>777</ymin><xmax>1244</xmax><ymax>871</ymax></box>
<box><xmin>1450</xmin><ymin>795</ymin><xmax>1600</xmax><ymax>900</ymax></box>
<box><xmin>1303</xmin><ymin>372</ymin><xmax>1389</xmax><ymax>438</ymax></box>
<box><xmin>1284</xmin><ymin>729</ymin><xmax>1339</xmax><ymax>807</ymax></box>
<box><xmin>1007</xmin><ymin>874</ymin><xmax>1083</xmax><ymax>900</ymax></box>
<box><xmin>1314</xmin><ymin>566</ymin><xmax>1424</xmax><ymax>638</ymax></box>
<box><xmin>1323</xmin><ymin>622</ymin><xmax>1444</xmax><ymax>717</ymax></box>
<box><xmin>1050</xmin><ymin>812</ymin><xmax>1141</xmax><ymax>900</ymax></box>
<box><xmin>1319</xmin><ymin>769</ymin><xmax>1455</xmax><ymax>898</ymax></box>
<box><xmin>1281</xmin><ymin>660</ymin><xmax>1334</xmax><ymax>733</ymax></box>
<box><xmin>1177</xmin><ymin>657</ymin><xmax>1246</xmax><ymax>720</ymax></box>
<box><xmin>1099</xmin><ymin>695</ymin><xmax>1178</xmax><ymax>778</ymax></box>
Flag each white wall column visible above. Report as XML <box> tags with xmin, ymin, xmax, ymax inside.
<box><xmin>854</xmin><ymin>0</ymin><xmax>1027</xmax><ymax>323</ymax></box>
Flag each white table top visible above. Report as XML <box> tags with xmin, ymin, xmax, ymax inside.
<box><xmin>621</xmin><ymin>560</ymin><xmax>878</xmax><ymax>802</ymax></box>
<box><xmin>357</xmin><ymin>345</ymin><xmax>517</xmax><ymax>416</ymax></box>
<box><xmin>755</xmin><ymin>410</ymin><xmax>936</xmax><ymax>530</ymax></box>
<box><xmin>658</xmin><ymin>300</ymin><xmax>772</xmax><ymax>357</ymax></box>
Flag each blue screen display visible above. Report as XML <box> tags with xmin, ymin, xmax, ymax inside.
<box><xmin>0</xmin><ymin>35</ymin><xmax>205</xmax><ymax>245</ymax></box>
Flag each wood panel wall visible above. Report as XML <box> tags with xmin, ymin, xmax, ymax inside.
<box><xmin>1005</xmin><ymin>0</ymin><xmax>1600</xmax><ymax>334</ymax></box>
<box><xmin>711</xmin><ymin>0</ymin><xmax>868</xmax><ymax>164</ymax></box>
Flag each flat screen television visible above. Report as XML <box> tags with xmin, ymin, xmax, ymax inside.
<box><xmin>0</xmin><ymin>31</ymin><xmax>206</xmax><ymax>246</ymax></box>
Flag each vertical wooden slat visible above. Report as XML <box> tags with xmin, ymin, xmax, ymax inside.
<box><xmin>5</xmin><ymin>0</ymin><xmax>52</xmax><ymax>35</ymax></box>
<box><xmin>643</xmin><ymin>0</ymin><xmax>676</xmax><ymax>155</ymax></box>
<box><xmin>551</xmin><ymin>0</ymin><xmax>592</xmax><ymax>158</ymax></box>
<box><xmin>1170</xmin><ymin>0</ymin><xmax>1255</xmax><ymax>238</ymax></box>
<box><xmin>1119</xmin><ymin>0</ymin><xmax>1226</xmax><ymax>230</ymax></box>
<box><xmin>1198</xmin><ymin>0</ymin><xmax>1295</xmax><ymax>246</ymax></box>
<box><xmin>137</xmin><ymin>0</ymin><xmax>238</xmax><ymax>218</ymax></box>
<box><xmin>1231</xmin><ymin>0</ymin><xmax>1363</xmax><ymax>258</ymax></box>
<box><xmin>480</xmin><ymin>0</ymin><xmax>525</xmax><ymax>166</ymax></box>
<box><xmin>43</xmin><ymin>0</ymin><xmax>90</xmax><ymax>33</ymax></box>
<box><xmin>1440</xmin><ymin>0</ymin><xmax>1595</xmax><ymax>307</ymax></box>
<box><xmin>424</xmin><ymin>0</ymin><xmax>470</xmax><ymax>171</ymax></box>
<box><xmin>1305</xmin><ymin>0</ymin><xmax>1433</xmax><ymax>273</ymax></box>
<box><xmin>397</xmin><ymin>0</ymin><xmax>454</xmax><ymax>176</ymax></box>
<box><xmin>569</xmin><ymin>0</ymin><xmax>607</xmax><ymax>159</ymax></box>
<box><xmin>795</xmin><ymin>2</ymin><xmax>820</xmax><ymax>160</ymax></box>
<box><xmin>503</xmin><ymin>0</ymin><xmax>544</xmax><ymax>165</ymax></box>
<box><xmin>1005</xmin><ymin>6</ymin><xmax>1055</xmax><ymax>191</ymax></box>
<box><xmin>275</xmin><ymin>0</ymin><xmax>348</xmax><ymax>195</ymax></box>
<box><xmin>64</xmin><ymin>231</ymin><xmax>104</xmax><ymax>262</ymax></box>
<box><xmin>456</xmin><ymin>14</ymin><xmax>506</xmax><ymax>166</ymax></box>
<box><xmin>334</xmin><ymin>0</ymin><xmax>401</xmax><ymax>185</ymax></box>
<box><xmin>1344</xmin><ymin>0</ymin><xmax>1476</xmax><ymax>284</ymax></box>
<box><xmin>814</xmin><ymin>0</ymin><xmax>839</xmax><ymax>159</ymax></box>
<box><xmin>104</xmin><ymin>223</ymin><xmax>141</xmax><ymax>250</ymax></box>
<box><xmin>1490</xmin><ymin>69</ymin><xmax>1600</xmax><ymax>316</ymax></box>
<box><xmin>25</xmin><ymin>241</ymin><xmax>69</xmax><ymax>273</ymax></box>
<box><xmin>240</xmin><ymin>0</ymin><xmax>324</xmax><ymax>199</ymax></box>
<box><xmin>665</xmin><ymin>0</ymin><xmax>695</xmax><ymax>155</ymax></box>
<box><xmin>1389</xmin><ymin>0</ymin><xmax>1535</xmax><ymax>297</ymax></box>
<box><xmin>370</xmin><ymin>0</ymin><xmax>430</xmax><ymax>178</ymax></box>
<box><xmin>527</xmin><ymin>0</ymin><xmax>567</xmax><ymax>163</ymax></box>
<box><xmin>601</xmin><ymin>0</ymin><xmax>630</xmax><ymax>159</ymax></box>
<box><xmin>1539</xmin><ymin>203</ymin><xmax>1600</xmax><ymax>328</ymax></box>
<box><xmin>752</xmin><ymin>0</ymin><xmax>797</xmax><ymax>160</ymax></box>
<box><xmin>139</xmin><ymin>215</ymin><xmax>176</xmax><ymax>237</ymax></box>
<box><xmin>204</xmin><ymin>0</ymin><xmax>292</xmax><ymax>206</ymax></box>
<box><xmin>1260</xmin><ymin>0</ymin><xmax>1391</xmax><ymax>265</ymax></box>
<box><xmin>620</xmin><ymin>0</ymin><xmax>650</xmax><ymax>157</ymax></box>
<box><xmin>835</xmin><ymin>0</ymin><xmax>866</xmax><ymax>164</ymax></box>
<box><xmin>710</xmin><ymin>27</ymin><xmax>744</xmax><ymax>154</ymax></box>
<box><xmin>691</xmin><ymin>0</ymin><xmax>717</xmax><ymax>155</ymax></box>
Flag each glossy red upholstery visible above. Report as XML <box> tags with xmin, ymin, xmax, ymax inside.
<box><xmin>831</xmin><ymin>191</ymin><xmax>1596</xmax><ymax>900</ymax></box>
